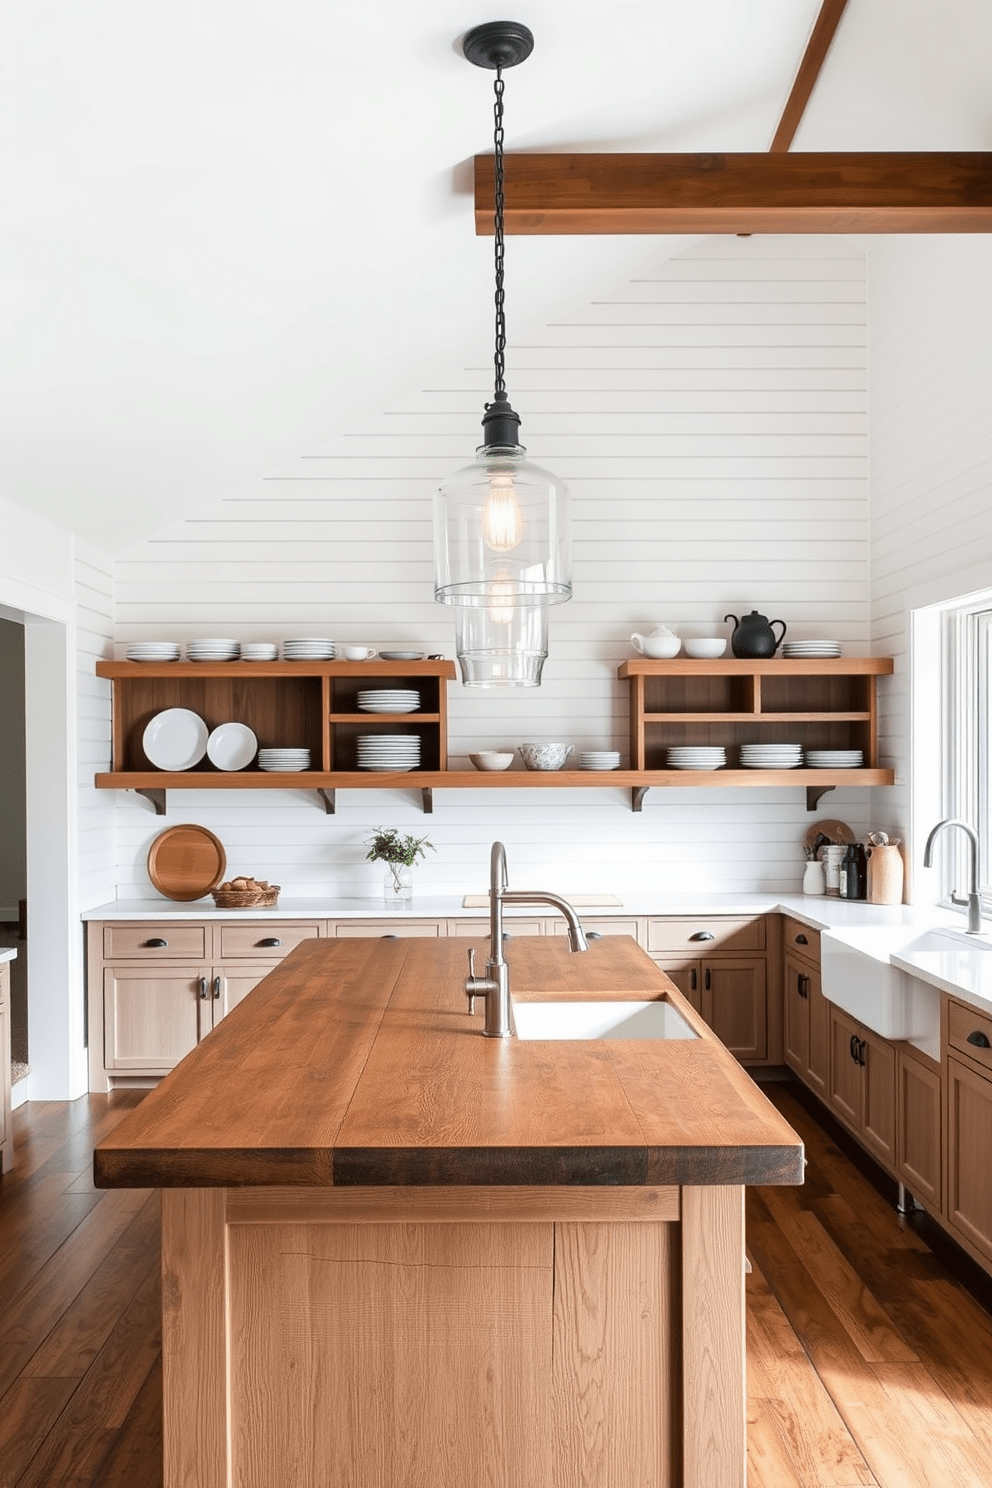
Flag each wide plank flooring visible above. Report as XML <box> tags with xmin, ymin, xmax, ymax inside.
<box><xmin>1</xmin><ymin>1083</ymin><xmax>991</xmax><ymax>1485</ymax></box>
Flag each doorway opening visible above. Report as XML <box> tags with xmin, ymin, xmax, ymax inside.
<box><xmin>0</xmin><ymin>619</ymin><xmax>27</xmax><ymax>1086</ymax></box>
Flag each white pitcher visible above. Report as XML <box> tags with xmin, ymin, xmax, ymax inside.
<box><xmin>630</xmin><ymin>626</ymin><xmax>681</xmax><ymax>659</ymax></box>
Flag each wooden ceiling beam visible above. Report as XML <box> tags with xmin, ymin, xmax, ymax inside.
<box><xmin>770</xmin><ymin>0</ymin><xmax>850</xmax><ymax>153</ymax></box>
<box><xmin>473</xmin><ymin>152</ymin><xmax>992</xmax><ymax>234</ymax></box>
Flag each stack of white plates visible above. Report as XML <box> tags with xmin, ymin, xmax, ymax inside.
<box><xmin>666</xmin><ymin>747</ymin><xmax>727</xmax><ymax>771</ymax></box>
<box><xmin>579</xmin><ymin>751</ymin><xmax>622</xmax><ymax>771</ymax></box>
<box><xmin>356</xmin><ymin>735</ymin><xmax>422</xmax><ymax>772</ymax></box>
<box><xmin>257</xmin><ymin>748</ymin><xmax>311</xmax><ymax>772</ymax></box>
<box><xmin>357</xmin><ymin>689</ymin><xmax>420</xmax><ymax>714</ymax></box>
<box><xmin>187</xmin><ymin>639</ymin><xmax>239</xmax><ymax>662</ymax></box>
<box><xmin>739</xmin><ymin>743</ymin><xmax>803</xmax><ymax>769</ymax></box>
<box><xmin>283</xmin><ymin>638</ymin><xmax>335</xmax><ymax>661</ymax></box>
<box><xmin>240</xmin><ymin>643</ymin><xmax>279</xmax><ymax>662</ymax></box>
<box><xmin>126</xmin><ymin>642</ymin><xmax>180</xmax><ymax>662</ymax></box>
<box><xmin>782</xmin><ymin>640</ymin><xmax>842</xmax><ymax>658</ymax></box>
<box><xmin>804</xmin><ymin>749</ymin><xmax>864</xmax><ymax>769</ymax></box>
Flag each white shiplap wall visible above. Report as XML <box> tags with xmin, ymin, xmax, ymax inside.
<box><xmin>867</xmin><ymin>235</ymin><xmax>992</xmax><ymax>853</ymax></box>
<box><xmin>75</xmin><ymin>544</ymin><xmax>117</xmax><ymax>909</ymax></box>
<box><xmin>111</xmin><ymin>235</ymin><xmax>872</xmax><ymax>898</ymax></box>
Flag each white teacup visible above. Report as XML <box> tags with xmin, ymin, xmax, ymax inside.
<box><xmin>340</xmin><ymin>645</ymin><xmax>377</xmax><ymax>661</ymax></box>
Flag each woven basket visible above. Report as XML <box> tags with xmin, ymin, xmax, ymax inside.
<box><xmin>257</xmin><ymin>885</ymin><xmax>280</xmax><ymax>907</ymax></box>
<box><xmin>211</xmin><ymin>888</ymin><xmax>264</xmax><ymax>909</ymax></box>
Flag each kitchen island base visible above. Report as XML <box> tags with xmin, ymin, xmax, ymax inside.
<box><xmin>163</xmin><ymin>1182</ymin><xmax>745</xmax><ymax>1488</ymax></box>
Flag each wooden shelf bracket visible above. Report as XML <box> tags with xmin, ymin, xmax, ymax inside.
<box><xmin>631</xmin><ymin>786</ymin><xmax>651</xmax><ymax>813</ymax></box>
<box><xmin>134</xmin><ymin>788</ymin><xmax>167</xmax><ymax>816</ymax></box>
<box><xmin>317</xmin><ymin>789</ymin><xmax>336</xmax><ymax>815</ymax></box>
<box><xmin>806</xmin><ymin>785</ymin><xmax>835</xmax><ymax>812</ymax></box>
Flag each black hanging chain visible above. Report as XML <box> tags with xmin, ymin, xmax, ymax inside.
<box><xmin>492</xmin><ymin>66</ymin><xmax>506</xmax><ymax>398</ymax></box>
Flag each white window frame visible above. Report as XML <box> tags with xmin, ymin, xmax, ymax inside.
<box><xmin>940</xmin><ymin>602</ymin><xmax>992</xmax><ymax>910</ymax></box>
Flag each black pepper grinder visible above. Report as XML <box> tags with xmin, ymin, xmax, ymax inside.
<box><xmin>842</xmin><ymin>842</ymin><xmax>868</xmax><ymax>900</ymax></box>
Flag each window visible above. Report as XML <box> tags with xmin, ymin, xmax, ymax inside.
<box><xmin>940</xmin><ymin>601</ymin><xmax>992</xmax><ymax>909</ymax></box>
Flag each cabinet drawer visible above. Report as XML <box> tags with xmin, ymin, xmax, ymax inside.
<box><xmin>646</xmin><ymin>916</ymin><xmax>765</xmax><ymax>954</ymax></box>
<box><xmin>103</xmin><ymin>924</ymin><xmax>207</xmax><ymax>960</ymax></box>
<box><xmin>552</xmin><ymin>918</ymin><xmax>641</xmax><ymax>941</ymax></box>
<box><xmin>331</xmin><ymin>920</ymin><xmax>441</xmax><ymax>938</ymax></box>
<box><xmin>449</xmin><ymin>919</ymin><xmax>546</xmax><ymax>938</ymax></box>
<box><xmin>217</xmin><ymin>922</ymin><xmax>322</xmax><ymax>959</ymax></box>
<box><xmin>782</xmin><ymin>916</ymin><xmax>820</xmax><ymax>964</ymax></box>
<box><xmin>948</xmin><ymin>999</ymin><xmax>992</xmax><ymax>1075</ymax></box>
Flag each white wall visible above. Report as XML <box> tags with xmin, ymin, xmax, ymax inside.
<box><xmin>111</xmin><ymin>235</ymin><xmax>873</xmax><ymax>899</ymax></box>
<box><xmin>867</xmin><ymin>235</ymin><xmax>992</xmax><ymax>866</ymax></box>
<box><xmin>75</xmin><ymin>544</ymin><xmax>117</xmax><ymax>910</ymax></box>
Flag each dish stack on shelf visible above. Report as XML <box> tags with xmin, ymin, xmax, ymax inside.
<box><xmin>579</xmin><ymin>751</ymin><xmax>621</xmax><ymax>771</ymax></box>
<box><xmin>740</xmin><ymin>743</ymin><xmax>803</xmax><ymax>770</ymax></box>
<box><xmin>356</xmin><ymin>735</ymin><xmax>421</xmax><ymax>772</ymax></box>
<box><xmin>187</xmin><ymin>639</ymin><xmax>239</xmax><ymax>662</ymax></box>
<box><xmin>282</xmin><ymin>638</ymin><xmax>335</xmax><ymax>661</ymax></box>
<box><xmin>666</xmin><ymin>746</ymin><xmax>726</xmax><ymax>771</ymax></box>
<box><xmin>240</xmin><ymin>643</ymin><xmax>278</xmax><ymax>662</ymax></box>
<box><xmin>357</xmin><ymin>689</ymin><xmax>420</xmax><ymax>714</ymax></box>
<box><xmin>126</xmin><ymin>641</ymin><xmax>180</xmax><ymax>662</ymax></box>
<box><xmin>804</xmin><ymin>749</ymin><xmax>864</xmax><ymax>769</ymax></box>
<box><xmin>781</xmin><ymin>639</ymin><xmax>842</xmax><ymax>658</ymax></box>
<box><xmin>257</xmin><ymin>748</ymin><xmax>311</xmax><ymax>772</ymax></box>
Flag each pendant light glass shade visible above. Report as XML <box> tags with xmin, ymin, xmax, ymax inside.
<box><xmin>434</xmin><ymin>440</ymin><xmax>571</xmax><ymax>606</ymax></box>
<box><xmin>454</xmin><ymin>596</ymin><xmax>548</xmax><ymax>688</ymax></box>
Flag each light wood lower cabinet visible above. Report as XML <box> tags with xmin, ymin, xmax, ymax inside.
<box><xmin>946</xmin><ymin>1054</ymin><xmax>992</xmax><ymax>1263</ymax></box>
<box><xmin>896</xmin><ymin>1047</ymin><xmax>941</xmax><ymax>1211</ymax></box>
<box><xmin>0</xmin><ymin>960</ymin><xmax>12</xmax><ymax>1172</ymax></box>
<box><xmin>826</xmin><ymin>1004</ymin><xmax>896</xmax><ymax>1169</ymax></box>
<box><xmin>783</xmin><ymin>950</ymin><xmax>828</xmax><ymax>1098</ymax></box>
<box><xmin>652</xmin><ymin>955</ymin><xmax>766</xmax><ymax>1061</ymax></box>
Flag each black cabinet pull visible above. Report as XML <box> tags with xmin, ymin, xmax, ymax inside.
<box><xmin>967</xmin><ymin>1030</ymin><xmax>992</xmax><ymax>1049</ymax></box>
<box><xmin>797</xmin><ymin>974</ymin><xmax>809</xmax><ymax>999</ymax></box>
<box><xmin>857</xmin><ymin>1038</ymin><xmax>867</xmax><ymax>1067</ymax></box>
<box><xmin>849</xmin><ymin>1033</ymin><xmax>858</xmax><ymax>1062</ymax></box>
<box><xmin>198</xmin><ymin>977</ymin><xmax>208</xmax><ymax>1000</ymax></box>
<box><xmin>144</xmin><ymin>938</ymin><xmax>168</xmax><ymax>948</ymax></box>
<box><xmin>795</xmin><ymin>933</ymin><xmax>809</xmax><ymax>945</ymax></box>
<box><xmin>689</xmin><ymin>967</ymin><xmax>697</xmax><ymax>992</ymax></box>
<box><xmin>704</xmin><ymin>967</ymin><xmax>712</xmax><ymax>992</ymax></box>
<box><xmin>213</xmin><ymin>975</ymin><xmax>222</xmax><ymax>1000</ymax></box>
<box><xmin>381</xmin><ymin>934</ymin><xmax>399</xmax><ymax>940</ymax></box>
<box><xmin>587</xmin><ymin>930</ymin><xmax>603</xmax><ymax>941</ymax></box>
<box><xmin>690</xmin><ymin>931</ymin><xmax>715</xmax><ymax>942</ymax></box>
<box><xmin>257</xmin><ymin>937</ymin><xmax>282</xmax><ymax>948</ymax></box>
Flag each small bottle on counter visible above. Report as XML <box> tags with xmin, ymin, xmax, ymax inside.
<box><xmin>841</xmin><ymin>842</ymin><xmax>868</xmax><ymax>900</ymax></box>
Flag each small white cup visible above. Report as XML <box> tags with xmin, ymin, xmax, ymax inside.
<box><xmin>340</xmin><ymin>645</ymin><xmax>377</xmax><ymax>661</ymax></box>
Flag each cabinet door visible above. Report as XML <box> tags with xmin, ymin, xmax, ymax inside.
<box><xmin>828</xmin><ymin>1005</ymin><xmax>862</xmax><ymax>1130</ymax></box>
<box><xmin>897</xmin><ymin>1050</ymin><xmax>941</xmax><ymax>1209</ymax></box>
<box><xmin>704</xmin><ymin>958</ymin><xmax>767</xmax><ymax>1062</ymax></box>
<box><xmin>860</xmin><ymin>1028</ymin><xmax>896</xmax><ymax>1168</ymax></box>
<box><xmin>782</xmin><ymin>953</ymin><xmax>809</xmax><ymax>1075</ymax></box>
<box><xmin>104</xmin><ymin>965</ymin><xmax>205</xmax><ymax>1072</ymax></box>
<box><xmin>214</xmin><ymin>964</ymin><xmax>282</xmax><ymax>1020</ymax></box>
<box><xmin>0</xmin><ymin>964</ymin><xmax>10</xmax><ymax>1170</ymax></box>
<box><xmin>806</xmin><ymin>968</ymin><xmax>829</xmax><ymax>1099</ymax></box>
<box><xmin>946</xmin><ymin>1056</ymin><xmax>992</xmax><ymax>1262</ymax></box>
<box><xmin>649</xmin><ymin>957</ymin><xmax>701</xmax><ymax>1012</ymax></box>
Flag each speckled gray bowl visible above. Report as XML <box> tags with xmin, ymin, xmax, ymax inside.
<box><xmin>517</xmin><ymin>742</ymin><xmax>573</xmax><ymax>771</ymax></box>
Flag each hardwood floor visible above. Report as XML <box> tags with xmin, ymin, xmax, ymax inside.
<box><xmin>1</xmin><ymin>1082</ymin><xmax>991</xmax><ymax>1486</ymax></box>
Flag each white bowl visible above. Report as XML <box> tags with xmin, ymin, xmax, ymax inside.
<box><xmin>517</xmin><ymin>742</ymin><xmax>573</xmax><ymax>771</ymax></box>
<box><xmin>683</xmin><ymin>638</ymin><xmax>727</xmax><ymax>659</ymax></box>
<box><xmin>469</xmin><ymin>751</ymin><xmax>514</xmax><ymax>772</ymax></box>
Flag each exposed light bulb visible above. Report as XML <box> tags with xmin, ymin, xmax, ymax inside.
<box><xmin>487</xmin><ymin>574</ymin><xmax>516</xmax><ymax>625</ymax></box>
<box><xmin>482</xmin><ymin>472</ymin><xmax>523</xmax><ymax>552</ymax></box>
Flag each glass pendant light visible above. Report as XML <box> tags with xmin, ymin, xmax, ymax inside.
<box><xmin>435</xmin><ymin>21</ymin><xmax>572</xmax><ymax>685</ymax></box>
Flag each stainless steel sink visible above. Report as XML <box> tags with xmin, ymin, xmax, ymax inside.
<box><xmin>513</xmin><ymin>999</ymin><xmax>698</xmax><ymax>1041</ymax></box>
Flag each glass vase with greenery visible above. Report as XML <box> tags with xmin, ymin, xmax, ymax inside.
<box><xmin>365</xmin><ymin>828</ymin><xmax>435</xmax><ymax>902</ymax></box>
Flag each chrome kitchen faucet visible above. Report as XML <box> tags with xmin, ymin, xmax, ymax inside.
<box><xmin>464</xmin><ymin>841</ymin><xmax>589</xmax><ymax>1036</ymax></box>
<box><xmin>923</xmin><ymin>817</ymin><xmax>985</xmax><ymax>934</ymax></box>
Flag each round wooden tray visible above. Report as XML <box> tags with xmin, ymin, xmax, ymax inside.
<box><xmin>147</xmin><ymin>824</ymin><xmax>227</xmax><ymax>902</ymax></box>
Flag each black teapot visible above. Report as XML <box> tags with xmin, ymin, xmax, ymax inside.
<box><xmin>724</xmin><ymin>610</ymin><xmax>787</xmax><ymax>658</ymax></box>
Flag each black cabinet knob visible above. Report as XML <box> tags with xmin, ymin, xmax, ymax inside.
<box><xmin>257</xmin><ymin>937</ymin><xmax>282</xmax><ymax>948</ymax></box>
<box><xmin>143</xmin><ymin>938</ymin><xmax>168</xmax><ymax>948</ymax></box>
<box><xmin>967</xmin><ymin>1030</ymin><xmax>991</xmax><ymax>1049</ymax></box>
<box><xmin>795</xmin><ymin>933</ymin><xmax>809</xmax><ymax>945</ymax></box>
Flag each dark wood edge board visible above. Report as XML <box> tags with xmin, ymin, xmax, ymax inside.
<box><xmin>333</xmin><ymin>1145</ymin><xmax>804</xmax><ymax>1188</ymax></box>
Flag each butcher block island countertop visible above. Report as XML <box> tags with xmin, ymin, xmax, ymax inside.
<box><xmin>95</xmin><ymin>934</ymin><xmax>802</xmax><ymax>1488</ymax></box>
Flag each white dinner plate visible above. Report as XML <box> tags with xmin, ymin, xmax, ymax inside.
<box><xmin>206</xmin><ymin>722</ymin><xmax>258</xmax><ymax>771</ymax></box>
<box><xmin>143</xmin><ymin>709</ymin><xmax>209</xmax><ymax>771</ymax></box>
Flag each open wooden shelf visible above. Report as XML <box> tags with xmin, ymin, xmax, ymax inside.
<box><xmin>95</xmin><ymin>655</ymin><xmax>895</xmax><ymax>814</ymax></box>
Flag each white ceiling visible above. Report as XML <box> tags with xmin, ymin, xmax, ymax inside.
<box><xmin>2</xmin><ymin>0</ymin><xmax>990</xmax><ymax>552</ymax></box>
